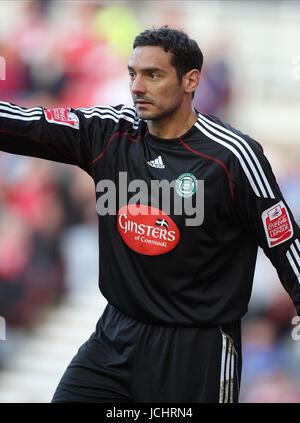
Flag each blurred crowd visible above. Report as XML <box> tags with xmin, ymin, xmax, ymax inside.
<box><xmin>0</xmin><ymin>0</ymin><xmax>300</xmax><ymax>403</ymax></box>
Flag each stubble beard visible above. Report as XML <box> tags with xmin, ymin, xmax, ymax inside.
<box><xmin>136</xmin><ymin>101</ymin><xmax>181</xmax><ymax>122</ymax></box>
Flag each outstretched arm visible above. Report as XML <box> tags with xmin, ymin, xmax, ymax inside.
<box><xmin>0</xmin><ymin>102</ymin><xmax>125</xmax><ymax>175</ymax></box>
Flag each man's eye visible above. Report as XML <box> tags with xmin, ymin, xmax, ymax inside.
<box><xmin>128</xmin><ymin>72</ymin><xmax>135</xmax><ymax>79</ymax></box>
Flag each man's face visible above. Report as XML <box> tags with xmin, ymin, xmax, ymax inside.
<box><xmin>128</xmin><ymin>46</ymin><xmax>184</xmax><ymax>120</ymax></box>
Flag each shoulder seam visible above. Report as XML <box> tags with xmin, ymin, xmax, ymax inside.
<box><xmin>179</xmin><ymin>136</ymin><xmax>234</xmax><ymax>199</ymax></box>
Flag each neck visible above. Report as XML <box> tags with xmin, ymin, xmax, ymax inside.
<box><xmin>147</xmin><ymin>105</ymin><xmax>198</xmax><ymax>139</ymax></box>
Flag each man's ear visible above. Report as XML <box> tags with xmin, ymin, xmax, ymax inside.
<box><xmin>183</xmin><ymin>69</ymin><xmax>200</xmax><ymax>95</ymax></box>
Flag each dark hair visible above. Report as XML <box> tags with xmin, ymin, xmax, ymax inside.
<box><xmin>133</xmin><ymin>26</ymin><xmax>203</xmax><ymax>81</ymax></box>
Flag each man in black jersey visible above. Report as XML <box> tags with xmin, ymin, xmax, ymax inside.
<box><xmin>1</xmin><ymin>27</ymin><xmax>300</xmax><ymax>403</ymax></box>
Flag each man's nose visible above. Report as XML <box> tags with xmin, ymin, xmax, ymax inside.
<box><xmin>131</xmin><ymin>75</ymin><xmax>146</xmax><ymax>94</ymax></box>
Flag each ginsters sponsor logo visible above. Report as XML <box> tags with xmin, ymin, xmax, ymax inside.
<box><xmin>117</xmin><ymin>204</ymin><xmax>180</xmax><ymax>255</ymax></box>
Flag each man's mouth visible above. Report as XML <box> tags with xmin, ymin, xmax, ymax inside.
<box><xmin>135</xmin><ymin>100</ymin><xmax>152</xmax><ymax>105</ymax></box>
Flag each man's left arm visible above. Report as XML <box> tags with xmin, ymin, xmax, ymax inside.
<box><xmin>232</xmin><ymin>136</ymin><xmax>300</xmax><ymax>314</ymax></box>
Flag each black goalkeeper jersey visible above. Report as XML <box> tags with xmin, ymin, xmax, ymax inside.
<box><xmin>1</xmin><ymin>102</ymin><xmax>300</xmax><ymax>326</ymax></box>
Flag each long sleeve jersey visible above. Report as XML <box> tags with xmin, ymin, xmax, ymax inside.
<box><xmin>1</xmin><ymin>101</ymin><xmax>300</xmax><ymax>326</ymax></box>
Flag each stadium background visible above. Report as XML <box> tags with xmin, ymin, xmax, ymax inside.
<box><xmin>0</xmin><ymin>0</ymin><xmax>300</xmax><ymax>402</ymax></box>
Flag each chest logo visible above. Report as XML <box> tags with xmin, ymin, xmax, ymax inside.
<box><xmin>117</xmin><ymin>204</ymin><xmax>180</xmax><ymax>255</ymax></box>
<box><xmin>176</xmin><ymin>173</ymin><xmax>197</xmax><ymax>198</ymax></box>
<box><xmin>147</xmin><ymin>155</ymin><xmax>165</xmax><ymax>169</ymax></box>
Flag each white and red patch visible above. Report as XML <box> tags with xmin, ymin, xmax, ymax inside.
<box><xmin>44</xmin><ymin>108</ymin><xmax>79</xmax><ymax>129</ymax></box>
<box><xmin>117</xmin><ymin>204</ymin><xmax>180</xmax><ymax>256</ymax></box>
<box><xmin>262</xmin><ymin>201</ymin><xmax>293</xmax><ymax>248</ymax></box>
